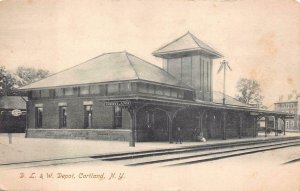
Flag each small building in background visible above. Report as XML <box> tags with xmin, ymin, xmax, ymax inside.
<box><xmin>0</xmin><ymin>96</ymin><xmax>27</xmax><ymax>133</ymax></box>
<box><xmin>274</xmin><ymin>94</ymin><xmax>300</xmax><ymax>131</ymax></box>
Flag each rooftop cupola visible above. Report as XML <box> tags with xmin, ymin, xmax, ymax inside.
<box><xmin>153</xmin><ymin>32</ymin><xmax>223</xmax><ymax>101</ymax></box>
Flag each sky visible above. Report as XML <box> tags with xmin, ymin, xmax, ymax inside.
<box><xmin>0</xmin><ymin>0</ymin><xmax>299</xmax><ymax>106</ymax></box>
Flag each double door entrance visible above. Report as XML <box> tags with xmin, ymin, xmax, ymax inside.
<box><xmin>137</xmin><ymin>109</ymin><xmax>169</xmax><ymax>142</ymax></box>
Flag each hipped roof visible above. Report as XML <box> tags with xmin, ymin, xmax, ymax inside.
<box><xmin>153</xmin><ymin>32</ymin><xmax>223</xmax><ymax>58</ymax></box>
<box><xmin>212</xmin><ymin>91</ymin><xmax>253</xmax><ymax>108</ymax></box>
<box><xmin>19</xmin><ymin>52</ymin><xmax>191</xmax><ymax>90</ymax></box>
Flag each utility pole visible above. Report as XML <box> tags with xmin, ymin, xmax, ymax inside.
<box><xmin>218</xmin><ymin>60</ymin><xmax>232</xmax><ymax>140</ymax></box>
<box><xmin>217</xmin><ymin>60</ymin><xmax>232</xmax><ymax>105</ymax></box>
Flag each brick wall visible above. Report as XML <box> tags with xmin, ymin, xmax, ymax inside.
<box><xmin>27</xmin><ymin>129</ymin><xmax>131</xmax><ymax>141</ymax></box>
<box><xmin>27</xmin><ymin>96</ymin><xmax>131</xmax><ymax>131</ymax></box>
<box><xmin>27</xmin><ymin>96</ymin><xmax>256</xmax><ymax>141</ymax></box>
<box><xmin>27</xmin><ymin>101</ymin><xmax>36</xmax><ymax>129</ymax></box>
<box><xmin>95</xmin><ymin>101</ymin><xmax>114</xmax><ymax>129</ymax></box>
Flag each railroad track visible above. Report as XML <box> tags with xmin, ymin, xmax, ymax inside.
<box><xmin>162</xmin><ymin>141</ymin><xmax>300</xmax><ymax>167</ymax></box>
<box><xmin>99</xmin><ymin>138</ymin><xmax>300</xmax><ymax>167</ymax></box>
<box><xmin>89</xmin><ymin>136</ymin><xmax>300</xmax><ymax>161</ymax></box>
<box><xmin>1</xmin><ymin>137</ymin><xmax>300</xmax><ymax>169</ymax></box>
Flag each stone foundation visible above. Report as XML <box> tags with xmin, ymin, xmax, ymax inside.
<box><xmin>26</xmin><ymin>129</ymin><xmax>131</xmax><ymax>141</ymax></box>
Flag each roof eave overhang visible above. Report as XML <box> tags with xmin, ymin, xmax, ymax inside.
<box><xmin>18</xmin><ymin>79</ymin><xmax>194</xmax><ymax>91</ymax></box>
<box><xmin>99</xmin><ymin>96</ymin><xmax>290</xmax><ymax>115</ymax></box>
<box><xmin>153</xmin><ymin>48</ymin><xmax>223</xmax><ymax>59</ymax></box>
<box><xmin>274</xmin><ymin>101</ymin><xmax>298</xmax><ymax>104</ymax></box>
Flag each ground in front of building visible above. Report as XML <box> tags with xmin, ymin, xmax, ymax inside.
<box><xmin>0</xmin><ymin>133</ymin><xmax>299</xmax><ymax>191</ymax></box>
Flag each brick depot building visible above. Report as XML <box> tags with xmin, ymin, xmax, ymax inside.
<box><xmin>20</xmin><ymin>32</ymin><xmax>290</xmax><ymax>146</ymax></box>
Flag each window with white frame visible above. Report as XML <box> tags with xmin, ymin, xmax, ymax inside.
<box><xmin>35</xmin><ymin>107</ymin><xmax>43</xmax><ymax>128</ymax></box>
<box><xmin>84</xmin><ymin>105</ymin><xmax>93</xmax><ymax>128</ymax></box>
<box><xmin>59</xmin><ymin>106</ymin><xmax>67</xmax><ymax>128</ymax></box>
<box><xmin>113</xmin><ymin>106</ymin><xmax>122</xmax><ymax>128</ymax></box>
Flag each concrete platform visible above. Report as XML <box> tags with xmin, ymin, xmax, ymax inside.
<box><xmin>0</xmin><ymin>133</ymin><xmax>299</xmax><ymax>165</ymax></box>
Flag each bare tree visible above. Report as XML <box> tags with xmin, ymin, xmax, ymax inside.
<box><xmin>235</xmin><ymin>78</ymin><xmax>263</xmax><ymax>105</ymax></box>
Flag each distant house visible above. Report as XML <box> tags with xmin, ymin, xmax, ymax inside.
<box><xmin>0</xmin><ymin>96</ymin><xmax>27</xmax><ymax>133</ymax></box>
<box><xmin>273</xmin><ymin>94</ymin><xmax>300</xmax><ymax>131</ymax></box>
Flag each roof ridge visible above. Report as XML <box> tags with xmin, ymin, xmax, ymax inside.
<box><xmin>126</xmin><ymin>52</ymin><xmax>192</xmax><ymax>89</ymax></box>
<box><xmin>188</xmin><ymin>32</ymin><xmax>201</xmax><ymax>48</ymax></box>
<box><xmin>127</xmin><ymin>52</ymin><xmax>166</xmax><ymax>71</ymax></box>
<box><xmin>102</xmin><ymin>51</ymin><xmax>127</xmax><ymax>55</ymax></box>
<box><xmin>124</xmin><ymin>52</ymin><xmax>140</xmax><ymax>80</ymax></box>
<box><xmin>153</xmin><ymin>32</ymin><xmax>190</xmax><ymax>54</ymax></box>
<box><xmin>189</xmin><ymin>33</ymin><xmax>223</xmax><ymax>57</ymax></box>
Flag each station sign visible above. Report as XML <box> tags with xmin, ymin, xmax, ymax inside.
<box><xmin>11</xmin><ymin>109</ymin><xmax>22</xmax><ymax>117</ymax></box>
<box><xmin>105</xmin><ymin>101</ymin><xmax>131</xmax><ymax>107</ymax></box>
